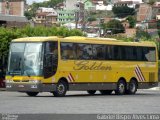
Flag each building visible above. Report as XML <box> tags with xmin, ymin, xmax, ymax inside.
<box><xmin>0</xmin><ymin>14</ymin><xmax>28</xmax><ymax>27</ymax></box>
<box><xmin>137</xmin><ymin>3</ymin><xmax>152</xmax><ymax>22</ymax></box>
<box><xmin>57</xmin><ymin>9</ymin><xmax>75</xmax><ymax>23</ymax></box>
<box><xmin>0</xmin><ymin>0</ymin><xmax>28</xmax><ymax>27</ymax></box>
<box><xmin>94</xmin><ymin>0</ymin><xmax>108</xmax><ymax>10</ymax></box>
<box><xmin>114</xmin><ymin>1</ymin><xmax>140</xmax><ymax>9</ymax></box>
<box><xmin>56</xmin><ymin>0</ymin><xmax>97</xmax><ymax>23</ymax></box>
<box><xmin>33</xmin><ymin>7</ymin><xmax>57</xmax><ymax>25</ymax></box>
<box><xmin>0</xmin><ymin>0</ymin><xmax>25</xmax><ymax>16</ymax></box>
<box><xmin>152</xmin><ymin>2</ymin><xmax>160</xmax><ymax>20</ymax></box>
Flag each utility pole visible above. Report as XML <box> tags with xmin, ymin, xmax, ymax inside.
<box><xmin>75</xmin><ymin>0</ymin><xmax>89</xmax><ymax>30</ymax></box>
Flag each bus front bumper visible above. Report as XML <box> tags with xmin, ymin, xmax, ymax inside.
<box><xmin>5</xmin><ymin>83</ymin><xmax>57</xmax><ymax>92</ymax></box>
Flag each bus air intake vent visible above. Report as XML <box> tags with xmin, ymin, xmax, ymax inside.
<box><xmin>149</xmin><ymin>72</ymin><xmax>155</xmax><ymax>82</ymax></box>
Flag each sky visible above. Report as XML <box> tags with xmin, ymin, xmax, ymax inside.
<box><xmin>27</xmin><ymin>0</ymin><xmax>48</xmax><ymax>5</ymax></box>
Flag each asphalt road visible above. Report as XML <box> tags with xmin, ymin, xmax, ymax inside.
<box><xmin>0</xmin><ymin>90</ymin><xmax>160</xmax><ymax>114</ymax></box>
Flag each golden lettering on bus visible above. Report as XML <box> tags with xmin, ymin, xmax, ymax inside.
<box><xmin>73</xmin><ymin>61</ymin><xmax>112</xmax><ymax>71</ymax></box>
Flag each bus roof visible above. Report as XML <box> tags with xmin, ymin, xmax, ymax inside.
<box><xmin>61</xmin><ymin>36</ymin><xmax>156</xmax><ymax>47</ymax></box>
<box><xmin>11</xmin><ymin>36</ymin><xmax>156</xmax><ymax>47</ymax></box>
<box><xmin>12</xmin><ymin>36</ymin><xmax>59</xmax><ymax>42</ymax></box>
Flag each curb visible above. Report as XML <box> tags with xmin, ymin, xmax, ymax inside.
<box><xmin>149</xmin><ymin>87</ymin><xmax>160</xmax><ymax>90</ymax></box>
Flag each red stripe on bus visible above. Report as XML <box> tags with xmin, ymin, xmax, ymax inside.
<box><xmin>135</xmin><ymin>69</ymin><xmax>142</xmax><ymax>82</ymax></box>
<box><xmin>69</xmin><ymin>73</ymin><xmax>75</xmax><ymax>81</ymax></box>
<box><xmin>136</xmin><ymin>65</ymin><xmax>145</xmax><ymax>81</ymax></box>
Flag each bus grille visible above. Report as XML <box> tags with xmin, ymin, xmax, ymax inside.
<box><xmin>149</xmin><ymin>72</ymin><xmax>155</xmax><ymax>82</ymax></box>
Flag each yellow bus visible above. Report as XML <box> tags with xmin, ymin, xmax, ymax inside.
<box><xmin>6</xmin><ymin>36</ymin><xmax>158</xmax><ymax>97</ymax></box>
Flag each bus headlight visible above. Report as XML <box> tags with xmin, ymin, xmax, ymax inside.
<box><xmin>29</xmin><ymin>80</ymin><xmax>40</xmax><ymax>83</ymax></box>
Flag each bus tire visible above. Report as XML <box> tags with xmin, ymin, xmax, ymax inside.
<box><xmin>87</xmin><ymin>90</ymin><xmax>96</xmax><ymax>95</ymax></box>
<box><xmin>53</xmin><ymin>81</ymin><xmax>67</xmax><ymax>97</ymax></box>
<box><xmin>126</xmin><ymin>79</ymin><xmax>137</xmax><ymax>95</ymax></box>
<box><xmin>26</xmin><ymin>92</ymin><xmax>39</xmax><ymax>96</ymax></box>
<box><xmin>115</xmin><ymin>80</ymin><xmax>126</xmax><ymax>95</ymax></box>
<box><xmin>100</xmin><ymin>90</ymin><xmax>112</xmax><ymax>95</ymax></box>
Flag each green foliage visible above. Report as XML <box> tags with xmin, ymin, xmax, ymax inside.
<box><xmin>103</xmin><ymin>19</ymin><xmax>125</xmax><ymax>34</ymax></box>
<box><xmin>112</xmin><ymin>6</ymin><xmax>135</xmax><ymax>18</ymax></box>
<box><xmin>136</xmin><ymin>29</ymin><xmax>151</xmax><ymax>40</ymax></box>
<box><xmin>0</xmin><ymin>28</ymin><xmax>22</xmax><ymax>58</ymax></box>
<box><xmin>126</xmin><ymin>16</ymin><xmax>136</xmax><ymax>28</ymax></box>
<box><xmin>24</xmin><ymin>11</ymin><xmax>34</xmax><ymax>20</ymax></box>
<box><xmin>87</xmin><ymin>16</ymin><xmax>96</xmax><ymax>22</ymax></box>
<box><xmin>48</xmin><ymin>0</ymin><xmax>64</xmax><ymax>7</ymax></box>
<box><xmin>148</xmin><ymin>0</ymin><xmax>156</xmax><ymax>5</ymax></box>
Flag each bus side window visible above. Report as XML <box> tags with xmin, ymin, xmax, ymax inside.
<box><xmin>82</xmin><ymin>44</ymin><xmax>93</xmax><ymax>60</ymax></box>
<box><xmin>144</xmin><ymin>47</ymin><xmax>156</xmax><ymax>62</ymax></box>
<box><xmin>73</xmin><ymin>43</ymin><xmax>92</xmax><ymax>60</ymax></box>
<box><xmin>105</xmin><ymin>45</ymin><xmax>114</xmax><ymax>60</ymax></box>
<box><xmin>74</xmin><ymin>43</ymin><xmax>83</xmax><ymax>60</ymax></box>
<box><xmin>61</xmin><ymin>43</ymin><xmax>76</xmax><ymax>60</ymax></box>
<box><xmin>44</xmin><ymin>41</ymin><xmax>58</xmax><ymax>78</ymax></box>
<box><xmin>125</xmin><ymin>46</ymin><xmax>136</xmax><ymax>61</ymax></box>
<box><xmin>136</xmin><ymin>47</ymin><xmax>143</xmax><ymax>61</ymax></box>
<box><xmin>142</xmin><ymin>47</ymin><xmax>149</xmax><ymax>61</ymax></box>
<box><xmin>119</xmin><ymin>46</ymin><xmax>126</xmax><ymax>60</ymax></box>
<box><xmin>92</xmin><ymin>45</ymin><xmax>105</xmax><ymax>60</ymax></box>
<box><xmin>114</xmin><ymin>46</ymin><xmax>120</xmax><ymax>60</ymax></box>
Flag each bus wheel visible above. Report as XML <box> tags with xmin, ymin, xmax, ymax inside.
<box><xmin>26</xmin><ymin>92</ymin><xmax>39</xmax><ymax>96</ymax></box>
<box><xmin>53</xmin><ymin>81</ymin><xmax>67</xmax><ymax>97</ymax></box>
<box><xmin>100</xmin><ymin>90</ymin><xmax>112</xmax><ymax>95</ymax></box>
<box><xmin>126</xmin><ymin>80</ymin><xmax>137</xmax><ymax>95</ymax></box>
<box><xmin>115</xmin><ymin>80</ymin><xmax>126</xmax><ymax>95</ymax></box>
<box><xmin>87</xmin><ymin>90</ymin><xmax>96</xmax><ymax>95</ymax></box>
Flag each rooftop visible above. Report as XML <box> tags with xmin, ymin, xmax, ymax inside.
<box><xmin>0</xmin><ymin>14</ymin><xmax>28</xmax><ymax>22</ymax></box>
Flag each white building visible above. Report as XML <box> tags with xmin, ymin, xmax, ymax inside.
<box><xmin>120</xmin><ymin>0</ymin><xmax>143</xmax><ymax>3</ymax></box>
<box><xmin>96</xmin><ymin>1</ymin><xmax>107</xmax><ymax>11</ymax></box>
<box><xmin>37</xmin><ymin>7</ymin><xmax>57</xmax><ymax>14</ymax></box>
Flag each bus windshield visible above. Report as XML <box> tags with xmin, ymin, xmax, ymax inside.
<box><xmin>7</xmin><ymin>43</ymin><xmax>43</xmax><ymax>76</ymax></box>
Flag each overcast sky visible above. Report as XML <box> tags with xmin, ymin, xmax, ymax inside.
<box><xmin>27</xmin><ymin>0</ymin><xmax>47</xmax><ymax>5</ymax></box>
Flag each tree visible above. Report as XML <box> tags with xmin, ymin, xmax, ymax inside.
<box><xmin>112</xmin><ymin>6</ymin><xmax>135</xmax><ymax>18</ymax></box>
<box><xmin>48</xmin><ymin>0</ymin><xmax>64</xmax><ymax>7</ymax></box>
<box><xmin>87</xmin><ymin>16</ymin><xmax>96</xmax><ymax>22</ymax></box>
<box><xmin>24</xmin><ymin>11</ymin><xmax>34</xmax><ymax>20</ymax></box>
<box><xmin>126</xmin><ymin>16</ymin><xmax>136</xmax><ymax>28</ymax></box>
<box><xmin>102</xmin><ymin>19</ymin><xmax>125</xmax><ymax>34</ymax></box>
<box><xmin>136</xmin><ymin>28</ymin><xmax>151</xmax><ymax>39</ymax></box>
<box><xmin>148</xmin><ymin>0</ymin><xmax>156</xmax><ymax>5</ymax></box>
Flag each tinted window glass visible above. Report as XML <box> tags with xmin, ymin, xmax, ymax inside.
<box><xmin>61</xmin><ymin>43</ymin><xmax>93</xmax><ymax>60</ymax></box>
<box><xmin>92</xmin><ymin>45</ymin><xmax>105</xmax><ymax>60</ymax></box>
<box><xmin>119</xmin><ymin>46</ymin><xmax>126</xmax><ymax>60</ymax></box>
<box><xmin>143</xmin><ymin>47</ymin><xmax>156</xmax><ymax>62</ymax></box>
<box><xmin>114</xmin><ymin>46</ymin><xmax>120</xmax><ymax>60</ymax></box>
<box><xmin>60</xmin><ymin>42</ymin><xmax>156</xmax><ymax>62</ymax></box>
<box><xmin>105</xmin><ymin>45</ymin><xmax>114</xmax><ymax>60</ymax></box>
<box><xmin>126</xmin><ymin>47</ymin><xmax>137</xmax><ymax>60</ymax></box>
<box><xmin>44</xmin><ymin>41</ymin><xmax>58</xmax><ymax>78</ymax></box>
<box><xmin>61</xmin><ymin>43</ymin><xmax>76</xmax><ymax>59</ymax></box>
<box><xmin>73</xmin><ymin>43</ymin><xmax>92</xmax><ymax>60</ymax></box>
<box><xmin>142</xmin><ymin>47</ymin><xmax>149</xmax><ymax>61</ymax></box>
<box><xmin>136</xmin><ymin>47</ymin><xmax>143</xmax><ymax>61</ymax></box>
